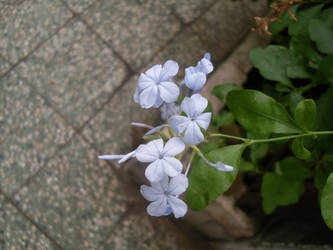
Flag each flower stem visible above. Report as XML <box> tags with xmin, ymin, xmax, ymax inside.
<box><xmin>209</xmin><ymin>131</ymin><xmax>333</xmax><ymax>145</ymax></box>
<box><xmin>185</xmin><ymin>150</ymin><xmax>196</xmax><ymax>177</ymax></box>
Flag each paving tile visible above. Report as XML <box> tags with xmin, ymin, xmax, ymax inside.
<box><xmin>82</xmin><ymin>0</ymin><xmax>181</xmax><ymax>70</ymax></box>
<box><xmin>0</xmin><ymin>71</ymin><xmax>74</xmax><ymax>195</ymax></box>
<box><xmin>82</xmin><ymin>75</ymin><xmax>159</xmax><ymax>159</ymax></box>
<box><xmin>191</xmin><ymin>0</ymin><xmax>258</xmax><ymax>63</ymax></box>
<box><xmin>0</xmin><ymin>0</ymin><xmax>72</xmax><ymax>64</ymax></box>
<box><xmin>150</xmin><ymin>28</ymin><xmax>210</xmax><ymax>79</ymax></box>
<box><xmin>0</xmin><ymin>194</ymin><xmax>55</xmax><ymax>249</ymax></box>
<box><xmin>13</xmin><ymin>135</ymin><xmax>130</xmax><ymax>249</ymax></box>
<box><xmin>100</xmin><ymin>210</ymin><xmax>190</xmax><ymax>250</ymax></box>
<box><xmin>15</xmin><ymin>19</ymin><xmax>128</xmax><ymax>128</ymax></box>
<box><xmin>61</xmin><ymin>0</ymin><xmax>96</xmax><ymax>13</ymax></box>
<box><xmin>0</xmin><ymin>54</ymin><xmax>11</xmax><ymax>76</ymax></box>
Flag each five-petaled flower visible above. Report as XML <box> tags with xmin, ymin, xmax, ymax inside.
<box><xmin>136</xmin><ymin>137</ymin><xmax>185</xmax><ymax>182</ymax></box>
<box><xmin>140</xmin><ymin>174</ymin><xmax>188</xmax><ymax>218</ymax></box>
<box><xmin>184</xmin><ymin>53</ymin><xmax>213</xmax><ymax>92</ymax></box>
<box><xmin>169</xmin><ymin>94</ymin><xmax>212</xmax><ymax>145</ymax></box>
<box><xmin>134</xmin><ymin>60</ymin><xmax>180</xmax><ymax>109</ymax></box>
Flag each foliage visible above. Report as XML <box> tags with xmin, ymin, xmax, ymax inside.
<box><xmin>188</xmin><ymin>0</ymin><xmax>333</xmax><ymax>230</ymax></box>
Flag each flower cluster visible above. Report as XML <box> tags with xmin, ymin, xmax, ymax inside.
<box><xmin>99</xmin><ymin>53</ymin><xmax>233</xmax><ymax>218</ymax></box>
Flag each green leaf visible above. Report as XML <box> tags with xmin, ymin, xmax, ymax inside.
<box><xmin>323</xmin><ymin>6</ymin><xmax>333</xmax><ymax>25</ymax></box>
<box><xmin>226</xmin><ymin>90</ymin><xmax>303</xmax><ymax>135</ymax></box>
<box><xmin>309</xmin><ymin>19</ymin><xmax>333</xmax><ymax>55</ymax></box>
<box><xmin>320</xmin><ymin>173</ymin><xmax>333</xmax><ymax>230</ymax></box>
<box><xmin>187</xmin><ymin>144</ymin><xmax>246</xmax><ymax>210</ymax></box>
<box><xmin>269</xmin><ymin>5</ymin><xmax>299</xmax><ymax>35</ymax></box>
<box><xmin>314</xmin><ymin>55</ymin><xmax>333</xmax><ymax>85</ymax></box>
<box><xmin>294</xmin><ymin>99</ymin><xmax>317</xmax><ymax>130</ymax></box>
<box><xmin>291</xmin><ymin>138</ymin><xmax>311</xmax><ymax>160</ymax></box>
<box><xmin>213</xmin><ymin>110</ymin><xmax>235</xmax><ymax>128</ymax></box>
<box><xmin>239</xmin><ymin>159</ymin><xmax>256</xmax><ymax>172</ymax></box>
<box><xmin>250</xmin><ymin>46</ymin><xmax>310</xmax><ymax>87</ymax></box>
<box><xmin>290</xmin><ymin>35</ymin><xmax>323</xmax><ymax>68</ymax></box>
<box><xmin>317</xmin><ymin>85</ymin><xmax>333</xmax><ymax>129</ymax></box>
<box><xmin>275</xmin><ymin>156</ymin><xmax>312</xmax><ymax>181</ymax></box>
<box><xmin>261</xmin><ymin>172</ymin><xmax>304</xmax><ymax>214</ymax></box>
<box><xmin>212</xmin><ymin>83</ymin><xmax>242</xmax><ymax>103</ymax></box>
<box><xmin>284</xmin><ymin>90</ymin><xmax>304</xmax><ymax>116</ymax></box>
<box><xmin>250</xmin><ymin>143</ymin><xmax>269</xmax><ymax>162</ymax></box>
<box><xmin>288</xmin><ymin>4</ymin><xmax>324</xmax><ymax>36</ymax></box>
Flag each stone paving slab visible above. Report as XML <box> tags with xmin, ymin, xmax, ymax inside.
<box><xmin>0</xmin><ymin>54</ymin><xmax>11</xmax><ymax>76</ymax></box>
<box><xmin>0</xmin><ymin>0</ymin><xmax>72</xmax><ymax>64</ymax></box>
<box><xmin>82</xmin><ymin>0</ymin><xmax>181</xmax><ymax>70</ymax></box>
<box><xmin>61</xmin><ymin>0</ymin><xmax>96</xmax><ymax>13</ymax></box>
<box><xmin>191</xmin><ymin>0</ymin><xmax>267</xmax><ymax>63</ymax></box>
<box><xmin>100</xmin><ymin>210</ymin><xmax>191</xmax><ymax>250</ymax></box>
<box><xmin>0</xmin><ymin>70</ymin><xmax>74</xmax><ymax>195</ymax></box>
<box><xmin>13</xmin><ymin>135</ymin><xmax>129</xmax><ymax>249</ymax></box>
<box><xmin>82</xmin><ymin>74</ymin><xmax>159</xmax><ymax>160</ymax></box>
<box><xmin>15</xmin><ymin>19</ymin><xmax>128</xmax><ymax>129</ymax></box>
<box><xmin>0</xmin><ymin>193</ymin><xmax>56</xmax><ymax>249</ymax></box>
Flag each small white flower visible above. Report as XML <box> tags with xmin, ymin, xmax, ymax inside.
<box><xmin>136</xmin><ymin>138</ymin><xmax>185</xmax><ymax>182</ymax></box>
<box><xmin>141</xmin><ymin>174</ymin><xmax>188</xmax><ymax>218</ymax></box>
<box><xmin>134</xmin><ymin>60</ymin><xmax>180</xmax><ymax>109</ymax></box>
<box><xmin>169</xmin><ymin>94</ymin><xmax>212</xmax><ymax>145</ymax></box>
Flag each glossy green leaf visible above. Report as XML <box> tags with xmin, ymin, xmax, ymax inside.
<box><xmin>290</xmin><ymin>35</ymin><xmax>323</xmax><ymax>68</ymax></box>
<box><xmin>212</xmin><ymin>83</ymin><xmax>242</xmax><ymax>103</ymax></box>
<box><xmin>309</xmin><ymin>19</ymin><xmax>333</xmax><ymax>55</ymax></box>
<box><xmin>250</xmin><ymin>46</ymin><xmax>310</xmax><ymax>87</ymax></box>
<box><xmin>315</xmin><ymin>55</ymin><xmax>333</xmax><ymax>85</ymax></box>
<box><xmin>292</xmin><ymin>138</ymin><xmax>311</xmax><ymax>160</ymax></box>
<box><xmin>226</xmin><ymin>90</ymin><xmax>303</xmax><ymax>135</ymax></box>
<box><xmin>288</xmin><ymin>4</ymin><xmax>324</xmax><ymax>36</ymax></box>
<box><xmin>261</xmin><ymin>172</ymin><xmax>304</xmax><ymax>214</ymax></box>
<box><xmin>294</xmin><ymin>99</ymin><xmax>317</xmax><ymax>130</ymax></box>
<box><xmin>317</xmin><ymin>85</ymin><xmax>333</xmax><ymax>129</ymax></box>
<box><xmin>213</xmin><ymin>110</ymin><xmax>234</xmax><ymax>128</ymax></box>
<box><xmin>320</xmin><ymin>173</ymin><xmax>333</xmax><ymax>230</ymax></box>
<box><xmin>275</xmin><ymin>156</ymin><xmax>312</xmax><ymax>181</ymax></box>
<box><xmin>187</xmin><ymin>144</ymin><xmax>246</xmax><ymax>210</ymax></box>
<box><xmin>250</xmin><ymin>143</ymin><xmax>269</xmax><ymax>162</ymax></box>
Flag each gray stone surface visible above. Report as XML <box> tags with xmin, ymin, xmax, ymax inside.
<box><xmin>0</xmin><ymin>194</ymin><xmax>55</xmax><ymax>249</ymax></box>
<box><xmin>15</xmin><ymin>19</ymin><xmax>128</xmax><ymax>128</ymax></box>
<box><xmin>13</xmin><ymin>135</ymin><xmax>129</xmax><ymax>249</ymax></box>
<box><xmin>82</xmin><ymin>0</ymin><xmax>181</xmax><ymax>70</ymax></box>
<box><xmin>0</xmin><ymin>0</ymin><xmax>72</xmax><ymax>64</ymax></box>
<box><xmin>61</xmin><ymin>0</ymin><xmax>97</xmax><ymax>13</ymax></box>
<box><xmin>0</xmin><ymin>55</ymin><xmax>11</xmax><ymax>76</ymax></box>
<box><xmin>0</xmin><ymin>71</ymin><xmax>74</xmax><ymax>195</ymax></box>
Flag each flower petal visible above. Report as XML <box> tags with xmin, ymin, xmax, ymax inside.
<box><xmin>98</xmin><ymin>155</ymin><xmax>123</xmax><ymax>160</ymax></box>
<box><xmin>147</xmin><ymin>196</ymin><xmax>168</xmax><ymax>217</ymax></box>
<box><xmin>162</xmin><ymin>137</ymin><xmax>185</xmax><ymax>156</ymax></box>
<box><xmin>133</xmin><ymin>87</ymin><xmax>140</xmax><ymax>103</ymax></box>
<box><xmin>195</xmin><ymin>112</ymin><xmax>212</xmax><ymax>131</ymax></box>
<box><xmin>145</xmin><ymin>64</ymin><xmax>162</xmax><ymax>82</ymax></box>
<box><xmin>151</xmin><ymin>174</ymin><xmax>169</xmax><ymax>191</ymax></box>
<box><xmin>140</xmin><ymin>185</ymin><xmax>163</xmax><ymax>202</ymax></box>
<box><xmin>196</xmin><ymin>57</ymin><xmax>213</xmax><ymax>74</ymax></box>
<box><xmin>215</xmin><ymin>162</ymin><xmax>234</xmax><ymax>172</ymax></box>
<box><xmin>168</xmin><ymin>174</ymin><xmax>188</xmax><ymax>196</ymax></box>
<box><xmin>191</xmin><ymin>94</ymin><xmax>208</xmax><ymax>117</ymax></box>
<box><xmin>159</xmin><ymin>81</ymin><xmax>179</xmax><ymax>103</ymax></box>
<box><xmin>183</xmin><ymin>122</ymin><xmax>204</xmax><ymax>145</ymax></box>
<box><xmin>180</xmin><ymin>96</ymin><xmax>195</xmax><ymax>117</ymax></box>
<box><xmin>185</xmin><ymin>70</ymin><xmax>206</xmax><ymax>92</ymax></box>
<box><xmin>168</xmin><ymin>196</ymin><xmax>188</xmax><ymax>218</ymax></box>
<box><xmin>136</xmin><ymin>143</ymin><xmax>159</xmax><ymax>163</ymax></box>
<box><xmin>161</xmin><ymin>157</ymin><xmax>182</xmax><ymax>177</ymax></box>
<box><xmin>138</xmin><ymin>73</ymin><xmax>155</xmax><ymax>91</ymax></box>
<box><xmin>118</xmin><ymin>151</ymin><xmax>136</xmax><ymax>164</ymax></box>
<box><xmin>147</xmin><ymin>138</ymin><xmax>164</xmax><ymax>155</ymax></box>
<box><xmin>160</xmin><ymin>102</ymin><xmax>180</xmax><ymax>121</ymax></box>
<box><xmin>139</xmin><ymin>85</ymin><xmax>158</xmax><ymax>109</ymax></box>
<box><xmin>153</xmin><ymin>94</ymin><xmax>164</xmax><ymax>108</ymax></box>
<box><xmin>160</xmin><ymin>60</ymin><xmax>179</xmax><ymax>81</ymax></box>
<box><xmin>145</xmin><ymin>160</ymin><xmax>165</xmax><ymax>182</ymax></box>
<box><xmin>169</xmin><ymin>115</ymin><xmax>191</xmax><ymax>134</ymax></box>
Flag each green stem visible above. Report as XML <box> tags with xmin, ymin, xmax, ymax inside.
<box><xmin>209</xmin><ymin>131</ymin><xmax>333</xmax><ymax>145</ymax></box>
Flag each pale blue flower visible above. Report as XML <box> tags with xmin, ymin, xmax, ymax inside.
<box><xmin>169</xmin><ymin>94</ymin><xmax>212</xmax><ymax>145</ymax></box>
<box><xmin>140</xmin><ymin>174</ymin><xmax>188</xmax><ymax>218</ymax></box>
<box><xmin>134</xmin><ymin>60</ymin><xmax>180</xmax><ymax>109</ymax></box>
<box><xmin>136</xmin><ymin>138</ymin><xmax>185</xmax><ymax>182</ymax></box>
<box><xmin>131</xmin><ymin>122</ymin><xmax>168</xmax><ymax>136</ymax></box>
<box><xmin>199</xmin><ymin>154</ymin><xmax>234</xmax><ymax>172</ymax></box>
<box><xmin>184</xmin><ymin>53</ymin><xmax>213</xmax><ymax>91</ymax></box>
